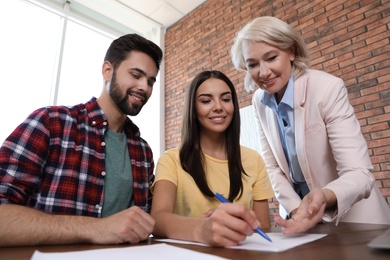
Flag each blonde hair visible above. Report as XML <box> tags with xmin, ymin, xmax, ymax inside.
<box><xmin>231</xmin><ymin>16</ymin><xmax>310</xmax><ymax>92</ymax></box>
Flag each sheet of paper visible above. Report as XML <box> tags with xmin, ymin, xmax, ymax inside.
<box><xmin>30</xmin><ymin>243</ymin><xmax>228</xmax><ymax>260</ymax></box>
<box><xmin>157</xmin><ymin>232</ymin><xmax>327</xmax><ymax>252</ymax></box>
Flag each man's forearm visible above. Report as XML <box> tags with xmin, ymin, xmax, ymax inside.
<box><xmin>0</xmin><ymin>204</ymin><xmax>95</xmax><ymax>246</ymax></box>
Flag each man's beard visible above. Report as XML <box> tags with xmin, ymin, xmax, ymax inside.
<box><xmin>108</xmin><ymin>72</ymin><xmax>145</xmax><ymax>116</ymax></box>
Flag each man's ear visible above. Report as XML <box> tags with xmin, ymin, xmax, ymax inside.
<box><xmin>102</xmin><ymin>61</ymin><xmax>113</xmax><ymax>82</ymax></box>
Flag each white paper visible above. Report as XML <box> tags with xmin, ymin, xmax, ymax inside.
<box><xmin>30</xmin><ymin>243</ymin><xmax>228</xmax><ymax>260</ymax></box>
<box><xmin>156</xmin><ymin>232</ymin><xmax>327</xmax><ymax>252</ymax></box>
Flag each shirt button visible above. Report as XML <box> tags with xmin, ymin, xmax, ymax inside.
<box><xmin>92</xmin><ymin>121</ymin><xmax>96</xmax><ymax>125</ymax></box>
<box><xmin>95</xmin><ymin>204</ymin><xmax>101</xmax><ymax>209</ymax></box>
<box><xmin>103</xmin><ymin>121</ymin><xmax>107</xmax><ymax>126</ymax></box>
<box><xmin>101</xmin><ymin>142</ymin><xmax>106</xmax><ymax>146</ymax></box>
<box><xmin>101</xmin><ymin>171</ymin><xmax>106</xmax><ymax>176</ymax></box>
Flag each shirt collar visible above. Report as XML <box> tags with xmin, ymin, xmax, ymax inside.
<box><xmin>84</xmin><ymin>97</ymin><xmax>140</xmax><ymax>137</ymax></box>
<box><xmin>261</xmin><ymin>76</ymin><xmax>294</xmax><ymax>109</ymax></box>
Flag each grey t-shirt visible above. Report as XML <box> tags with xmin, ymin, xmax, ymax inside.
<box><xmin>102</xmin><ymin>129</ymin><xmax>134</xmax><ymax>217</ymax></box>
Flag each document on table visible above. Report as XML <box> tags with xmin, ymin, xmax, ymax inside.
<box><xmin>157</xmin><ymin>232</ymin><xmax>327</xmax><ymax>252</ymax></box>
<box><xmin>31</xmin><ymin>243</ymin><xmax>228</xmax><ymax>260</ymax></box>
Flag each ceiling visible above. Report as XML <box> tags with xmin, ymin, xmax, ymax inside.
<box><xmin>45</xmin><ymin>0</ymin><xmax>206</xmax><ymax>37</ymax></box>
<box><xmin>116</xmin><ymin>0</ymin><xmax>207</xmax><ymax>28</ymax></box>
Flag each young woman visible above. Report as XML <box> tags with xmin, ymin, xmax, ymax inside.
<box><xmin>230</xmin><ymin>16</ymin><xmax>390</xmax><ymax>234</ymax></box>
<box><xmin>151</xmin><ymin>70</ymin><xmax>274</xmax><ymax>247</ymax></box>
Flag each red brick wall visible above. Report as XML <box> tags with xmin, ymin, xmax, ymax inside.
<box><xmin>164</xmin><ymin>0</ymin><xmax>390</xmax><ymax>216</ymax></box>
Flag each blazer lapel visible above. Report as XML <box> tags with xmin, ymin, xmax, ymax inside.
<box><xmin>293</xmin><ymin>73</ymin><xmax>312</xmax><ymax>188</ymax></box>
<box><xmin>265</xmin><ymin>108</ymin><xmax>290</xmax><ymax>175</ymax></box>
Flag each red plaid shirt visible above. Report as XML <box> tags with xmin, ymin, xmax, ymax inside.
<box><xmin>0</xmin><ymin>98</ymin><xmax>154</xmax><ymax>217</ymax></box>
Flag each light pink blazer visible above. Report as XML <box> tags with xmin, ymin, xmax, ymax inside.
<box><xmin>253</xmin><ymin>69</ymin><xmax>390</xmax><ymax>224</ymax></box>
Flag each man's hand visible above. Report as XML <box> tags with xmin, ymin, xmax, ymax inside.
<box><xmin>88</xmin><ymin>206</ymin><xmax>155</xmax><ymax>244</ymax></box>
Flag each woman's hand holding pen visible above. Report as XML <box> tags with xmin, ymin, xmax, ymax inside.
<box><xmin>199</xmin><ymin>203</ymin><xmax>260</xmax><ymax>247</ymax></box>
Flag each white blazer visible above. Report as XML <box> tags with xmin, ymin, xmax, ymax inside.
<box><xmin>253</xmin><ymin>69</ymin><xmax>390</xmax><ymax>224</ymax></box>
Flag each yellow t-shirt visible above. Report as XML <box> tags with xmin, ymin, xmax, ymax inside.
<box><xmin>152</xmin><ymin>146</ymin><xmax>274</xmax><ymax>217</ymax></box>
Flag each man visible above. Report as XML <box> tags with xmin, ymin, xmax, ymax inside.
<box><xmin>0</xmin><ymin>34</ymin><xmax>163</xmax><ymax>246</ymax></box>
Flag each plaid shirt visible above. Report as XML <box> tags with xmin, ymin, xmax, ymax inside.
<box><xmin>0</xmin><ymin>98</ymin><xmax>154</xmax><ymax>217</ymax></box>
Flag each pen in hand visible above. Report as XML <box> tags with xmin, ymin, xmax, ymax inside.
<box><xmin>215</xmin><ymin>193</ymin><xmax>272</xmax><ymax>242</ymax></box>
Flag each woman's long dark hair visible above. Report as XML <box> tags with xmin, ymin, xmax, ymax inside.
<box><xmin>179</xmin><ymin>70</ymin><xmax>247</xmax><ymax>202</ymax></box>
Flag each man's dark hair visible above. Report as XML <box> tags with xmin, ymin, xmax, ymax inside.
<box><xmin>104</xmin><ymin>33</ymin><xmax>163</xmax><ymax>71</ymax></box>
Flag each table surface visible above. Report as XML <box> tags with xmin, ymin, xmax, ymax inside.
<box><xmin>1</xmin><ymin>222</ymin><xmax>389</xmax><ymax>260</ymax></box>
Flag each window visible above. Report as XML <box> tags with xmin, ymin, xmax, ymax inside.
<box><xmin>0</xmin><ymin>0</ymin><xmax>164</xmax><ymax>161</ymax></box>
<box><xmin>0</xmin><ymin>0</ymin><xmax>61</xmax><ymax>142</ymax></box>
<box><xmin>240</xmin><ymin>105</ymin><xmax>262</xmax><ymax>154</ymax></box>
<box><xmin>0</xmin><ymin>0</ymin><xmax>112</xmax><ymax>141</ymax></box>
<box><xmin>56</xmin><ymin>20</ymin><xmax>112</xmax><ymax>106</ymax></box>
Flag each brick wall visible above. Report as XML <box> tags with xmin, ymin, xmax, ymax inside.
<box><xmin>164</xmin><ymin>0</ymin><xmax>390</xmax><ymax>217</ymax></box>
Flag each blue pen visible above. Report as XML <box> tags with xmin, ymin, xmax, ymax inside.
<box><xmin>215</xmin><ymin>192</ymin><xmax>272</xmax><ymax>242</ymax></box>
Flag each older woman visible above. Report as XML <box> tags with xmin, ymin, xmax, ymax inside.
<box><xmin>231</xmin><ymin>16</ymin><xmax>390</xmax><ymax>234</ymax></box>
